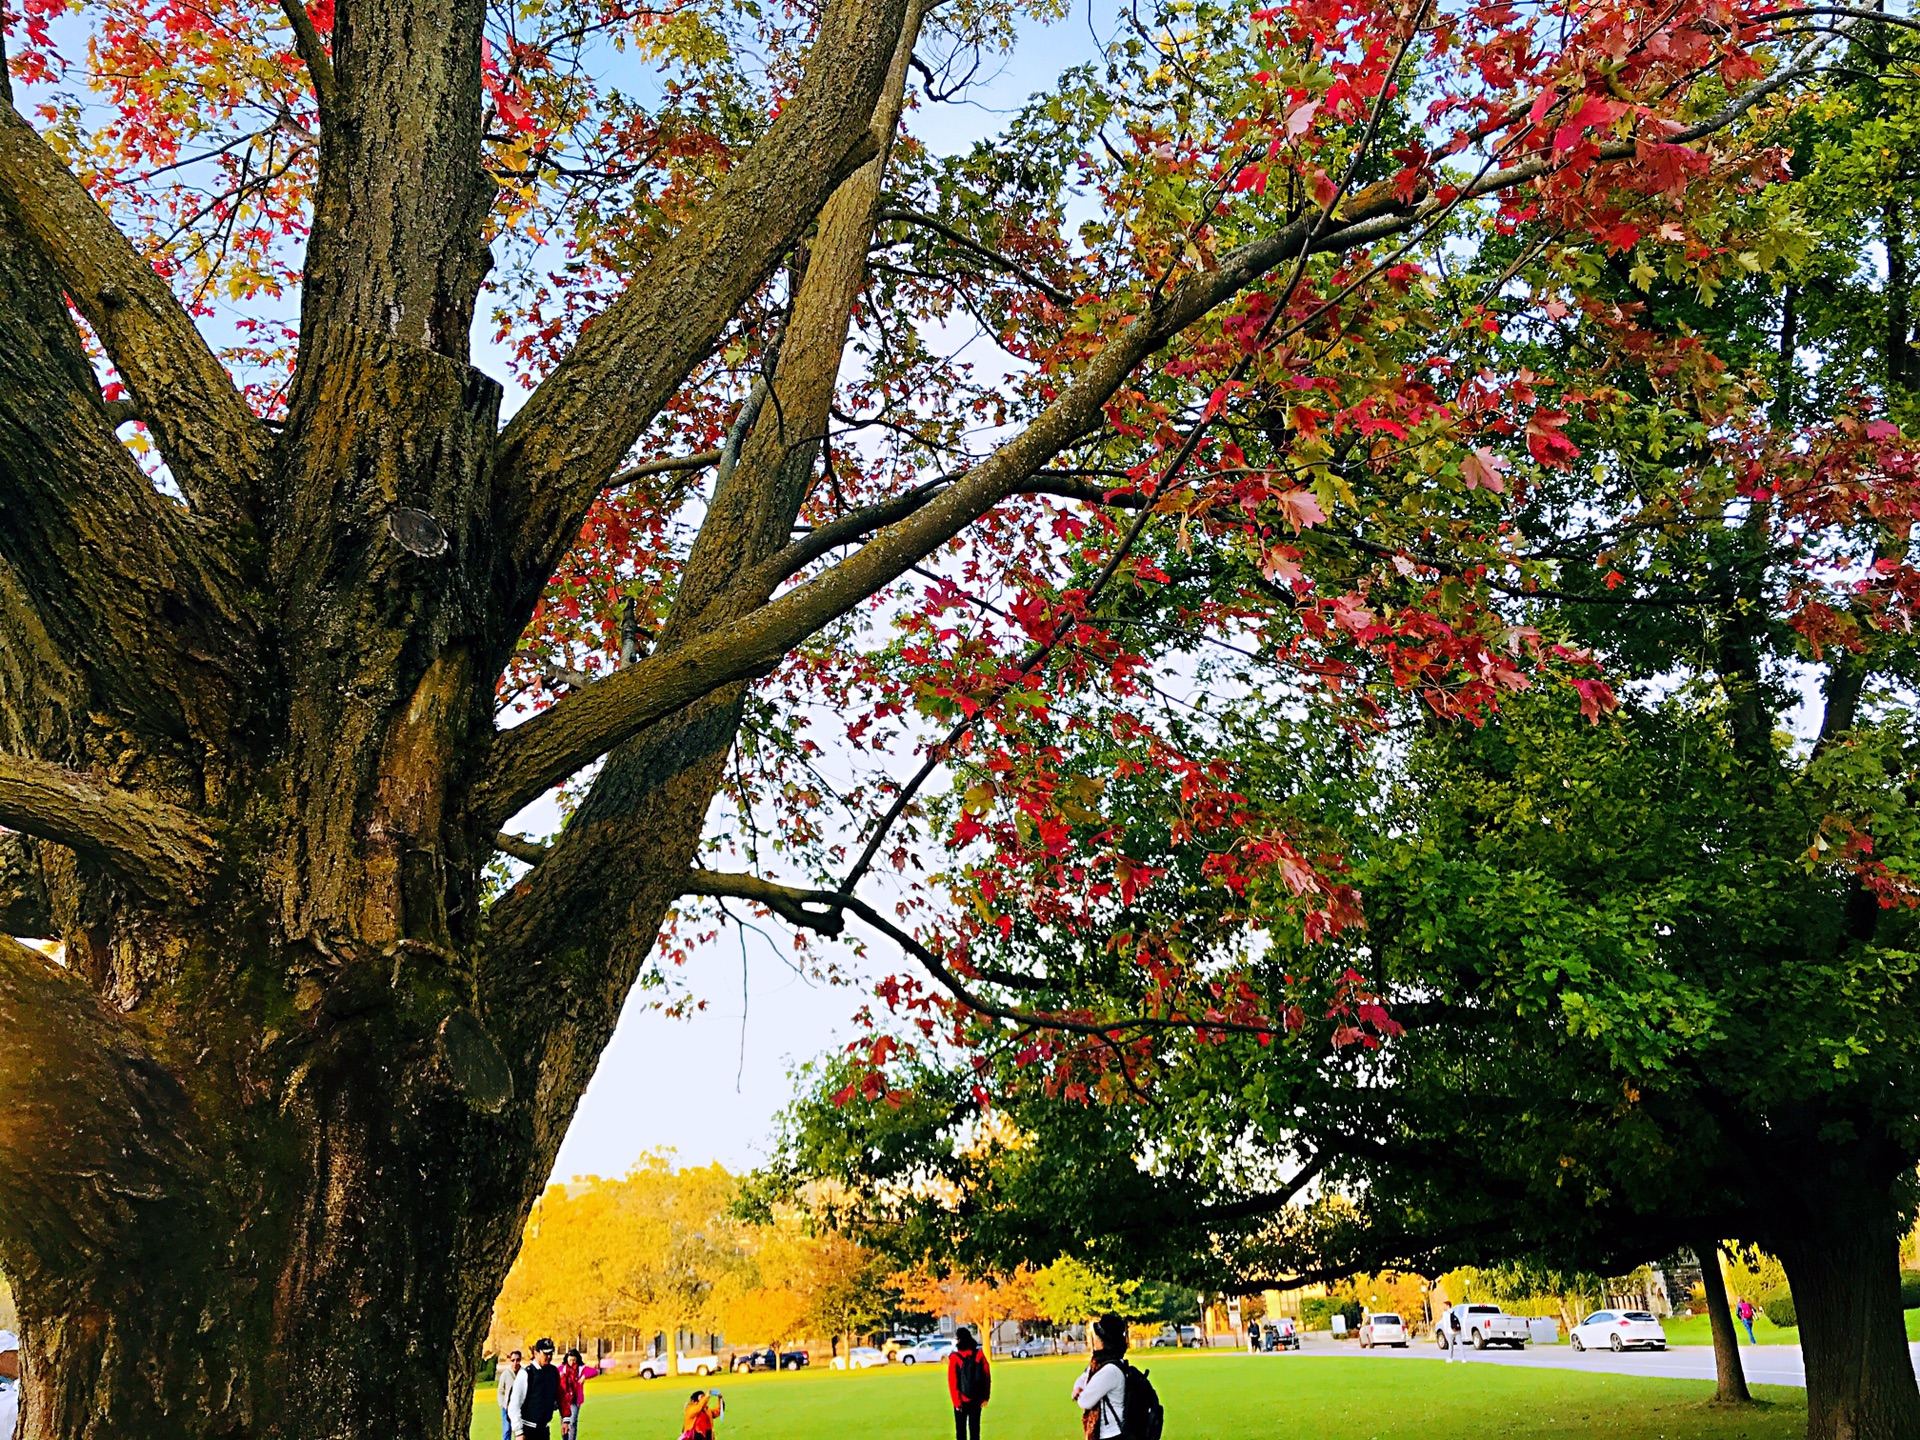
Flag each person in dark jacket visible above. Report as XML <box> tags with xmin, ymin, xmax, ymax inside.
<box><xmin>947</xmin><ymin>1328</ymin><xmax>992</xmax><ymax>1440</ymax></box>
<box><xmin>514</xmin><ymin>1338</ymin><xmax>564</xmax><ymax>1440</ymax></box>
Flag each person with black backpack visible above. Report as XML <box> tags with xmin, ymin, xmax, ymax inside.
<box><xmin>1074</xmin><ymin>1315</ymin><xmax>1164</xmax><ymax>1440</ymax></box>
<box><xmin>947</xmin><ymin>1329</ymin><xmax>992</xmax><ymax>1440</ymax></box>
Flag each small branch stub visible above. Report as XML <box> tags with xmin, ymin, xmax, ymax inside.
<box><xmin>436</xmin><ymin>1010</ymin><xmax>514</xmax><ymax>1112</ymax></box>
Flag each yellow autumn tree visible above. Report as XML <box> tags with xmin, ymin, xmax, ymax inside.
<box><xmin>489</xmin><ymin>1155</ymin><xmax>747</xmax><ymax>1355</ymax></box>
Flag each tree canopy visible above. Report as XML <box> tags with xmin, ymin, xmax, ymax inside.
<box><xmin>0</xmin><ymin>0</ymin><xmax>1913</xmax><ymax>1434</ymax></box>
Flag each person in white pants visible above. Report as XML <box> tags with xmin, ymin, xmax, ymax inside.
<box><xmin>1446</xmin><ymin>1312</ymin><xmax>1467</xmax><ymax>1363</ymax></box>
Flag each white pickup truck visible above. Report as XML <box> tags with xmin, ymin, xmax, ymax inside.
<box><xmin>1436</xmin><ymin>1303</ymin><xmax>1530</xmax><ymax>1350</ymax></box>
<box><xmin>637</xmin><ymin>1350</ymin><xmax>726</xmax><ymax>1379</ymax></box>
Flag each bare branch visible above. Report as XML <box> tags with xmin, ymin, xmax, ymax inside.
<box><xmin>877</xmin><ymin>207</ymin><xmax>1075</xmax><ymax>306</ymax></box>
<box><xmin>761</xmin><ymin>480</ymin><xmax>951</xmax><ymax>583</ymax></box>
<box><xmin>679</xmin><ymin>870</ymin><xmax>1293</xmax><ymax>1042</ymax></box>
<box><xmin>0</xmin><ymin>103</ymin><xmax>268</xmax><ymax>522</ymax></box>
<box><xmin>493</xmin><ymin>831</ymin><xmax>551</xmax><ymax>865</ymax></box>
<box><xmin>609</xmin><ymin>448</ymin><xmax>722</xmax><ymax>490</ymax></box>
<box><xmin>683</xmin><ymin>868</ymin><xmax>848</xmax><ymax>936</ymax></box>
<box><xmin>1748</xmin><ymin>5</ymin><xmax>1920</xmax><ymax>33</ymax></box>
<box><xmin>0</xmin><ymin>755</ymin><xmax>216</xmax><ymax>904</ymax></box>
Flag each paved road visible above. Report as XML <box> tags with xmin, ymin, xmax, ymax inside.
<box><xmin>1247</xmin><ymin>1333</ymin><xmax>1920</xmax><ymax>1388</ymax></box>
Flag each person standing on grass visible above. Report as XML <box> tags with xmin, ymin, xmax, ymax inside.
<box><xmin>514</xmin><ymin>1338</ymin><xmax>565</xmax><ymax>1440</ymax></box>
<box><xmin>560</xmin><ymin>1348</ymin><xmax>587</xmax><ymax>1440</ymax></box>
<box><xmin>1446</xmin><ymin>1309</ymin><xmax>1465</xmax><ymax>1364</ymax></box>
<box><xmin>1074</xmin><ymin>1315</ymin><xmax>1128</xmax><ymax>1440</ymax></box>
<box><xmin>497</xmin><ymin>1349</ymin><xmax>526</xmax><ymax>1440</ymax></box>
<box><xmin>1736</xmin><ymin>1297</ymin><xmax>1757</xmax><ymax>1345</ymax></box>
<box><xmin>949</xmin><ymin>1328</ymin><xmax>993</xmax><ymax>1440</ymax></box>
<box><xmin>682</xmin><ymin>1389</ymin><xmax>725</xmax><ymax>1440</ymax></box>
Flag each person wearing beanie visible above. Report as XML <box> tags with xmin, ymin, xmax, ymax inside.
<box><xmin>1073</xmin><ymin>1315</ymin><xmax>1128</xmax><ymax>1439</ymax></box>
<box><xmin>0</xmin><ymin>1329</ymin><xmax>19</xmax><ymax>1440</ymax></box>
<box><xmin>947</xmin><ymin>1328</ymin><xmax>992</xmax><ymax>1440</ymax></box>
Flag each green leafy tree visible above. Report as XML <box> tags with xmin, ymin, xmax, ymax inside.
<box><xmin>769</xmin><ymin>24</ymin><xmax>1920</xmax><ymax>1440</ymax></box>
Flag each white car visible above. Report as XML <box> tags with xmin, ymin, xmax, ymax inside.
<box><xmin>637</xmin><ymin>1352</ymin><xmax>724</xmax><ymax>1379</ymax></box>
<box><xmin>897</xmin><ymin>1338</ymin><xmax>956</xmax><ymax>1365</ymax></box>
<box><xmin>1571</xmin><ymin>1310</ymin><xmax>1667</xmax><ymax>1352</ymax></box>
<box><xmin>832</xmin><ymin>1347</ymin><xmax>889</xmax><ymax>1370</ymax></box>
<box><xmin>1010</xmin><ymin>1337</ymin><xmax>1062</xmax><ymax>1358</ymax></box>
<box><xmin>1359</xmin><ymin>1312</ymin><xmax>1408</xmax><ymax>1348</ymax></box>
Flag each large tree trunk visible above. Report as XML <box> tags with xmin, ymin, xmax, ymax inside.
<box><xmin>0</xmin><ymin>0</ymin><xmax>921</xmax><ymax>1428</ymax></box>
<box><xmin>1697</xmin><ymin>1240</ymin><xmax>1753</xmax><ymax>1405</ymax></box>
<box><xmin>1777</xmin><ymin>1205</ymin><xmax>1920</xmax><ymax>1440</ymax></box>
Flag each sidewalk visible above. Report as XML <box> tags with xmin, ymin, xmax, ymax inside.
<box><xmin>1246</xmin><ymin>1332</ymin><xmax>1920</xmax><ymax>1389</ymax></box>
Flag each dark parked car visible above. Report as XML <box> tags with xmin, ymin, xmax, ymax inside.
<box><xmin>728</xmin><ymin>1347</ymin><xmax>808</xmax><ymax>1372</ymax></box>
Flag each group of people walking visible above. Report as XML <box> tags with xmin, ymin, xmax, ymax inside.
<box><xmin>497</xmin><ymin>1339</ymin><xmax>589</xmax><ymax>1440</ymax></box>
<box><xmin>944</xmin><ymin>1314</ymin><xmax>1162</xmax><ymax>1440</ymax></box>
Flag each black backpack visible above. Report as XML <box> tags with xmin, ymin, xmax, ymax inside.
<box><xmin>955</xmin><ymin>1349</ymin><xmax>991</xmax><ymax>1403</ymax></box>
<box><xmin>1116</xmin><ymin>1363</ymin><xmax>1164</xmax><ymax>1440</ymax></box>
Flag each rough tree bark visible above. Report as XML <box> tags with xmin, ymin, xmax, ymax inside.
<box><xmin>1746</xmin><ymin>1128</ymin><xmax>1920</xmax><ymax>1440</ymax></box>
<box><xmin>1697</xmin><ymin>1240</ymin><xmax>1753</xmax><ymax>1406</ymax></box>
<box><xmin>0</xmin><ymin>1</ymin><xmax>1832</xmax><ymax>1436</ymax></box>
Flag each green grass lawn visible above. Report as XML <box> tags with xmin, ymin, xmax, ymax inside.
<box><xmin>475</xmin><ymin>1350</ymin><xmax>1806</xmax><ymax>1440</ymax></box>
<box><xmin>1657</xmin><ymin>1315</ymin><xmax>1799</xmax><ymax>1347</ymax></box>
<box><xmin>1659</xmin><ymin>1310</ymin><xmax>1920</xmax><ymax>1345</ymax></box>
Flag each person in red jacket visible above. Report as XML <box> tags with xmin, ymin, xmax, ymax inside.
<box><xmin>947</xmin><ymin>1329</ymin><xmax>992</xmax><ymax>1440</ymax></box>
<box><xmin>559</xmin><ymin>1349</ymin><xmax>587</xmax><ymax>1439</ymax></box>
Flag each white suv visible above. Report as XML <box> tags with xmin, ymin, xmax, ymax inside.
<box><xmin>1359</xmin><ymin>1313</ymin><xmax>1408</xmax><ymax>1347</ymax></box>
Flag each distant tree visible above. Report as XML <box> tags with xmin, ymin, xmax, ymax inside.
<box><xmin>1030</xmin><ymin>1258</ymin><xmax>1129</xmax><ymax>1329</ymax></box>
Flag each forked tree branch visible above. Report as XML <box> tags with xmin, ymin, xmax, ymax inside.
<box><xmin>492</xmin><ymin>0</ymin><xmax>916</xmax><ymax>602</ymax></box>
<box><xmin>0</xmin><ymin>104</ymin><xmax>268</xmax><ymax>523</ymax></box>
<box><xmin>0</xmin><ymin>755</ymin><xmax>217</xmax><ymax>903</ymax></box>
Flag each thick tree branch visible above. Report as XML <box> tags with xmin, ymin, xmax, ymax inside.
<box><xmin>491</xmin><ymin>0</ymin><xmax>914</xmax><ymax>606</ymax></box>
<box><xmin>0</xmin><ymin>102</ymin><xmax>268</xmax><ymax>522</ymax></box>
<box><xmin>493</xmin><ymin>831</ymin><xmax>551</xmax><ymax>865</ymax></box>
<box><xmin>609</xmin><ymin>448</ymin><xmax>723</xmax><ymax>490</ymax></box>
<box><xmin>0</xmin><ymin>201</ymin><xmax>260</xmax><ymax>748</ymax></box>
<box><xmin>476</xmin><ymin>76</ymin><xmax>1821</xmax><ymax>826</ymax></box>
<box><xmin>683</xmin><ymin>868</ymin><xmax>848</xmax><ymax>935</ymax></box>
<box><xmin>0</xmin><ymin>755</ymin><xmax>216</xmax><ymax>904</ymax></box>
<box><xmin>279</xmin><ymin>0</ymin><xmax>338</xmax><ymax>111</ymax></box>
